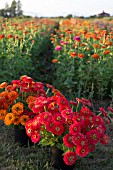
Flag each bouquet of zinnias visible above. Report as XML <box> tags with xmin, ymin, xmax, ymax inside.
<box><xmin>24</xmin><ymin>82</ymin><xmax>110</xmax><ymax>166</ymax></box>
<box><xmin>0</xmin><ymin>75</ymin><xmax>111</xmax><ymax>166</ymax></box>
<box><xmin>0</xmin><ymin>75</ymin><xmax>47</xmax><ymax>126</ymax></box>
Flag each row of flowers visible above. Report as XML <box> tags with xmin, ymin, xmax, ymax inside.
<box><xmin>51</xmin><ymin>18</ymin><xmax>113</xmax><ymax>100</ymax></box>
<box><xmin>0</xmin><ymin>75</ymin><xmax>113</xmax><ymax>166</ymax></box>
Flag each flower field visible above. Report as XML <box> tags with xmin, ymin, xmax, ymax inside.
<box><xmin>0</xmin><ymin>17</ymin><xmax>58</xmax><ymax>83</ymax></box>
<box><xmin>0</xmin><ymin>16</ymin><xmax>113</xmax><ymax>170</ymax></box>
<box><xmin>51</xmin><ymin>18</ymin><xmax>113</xmax><ymax>100</ymax></box>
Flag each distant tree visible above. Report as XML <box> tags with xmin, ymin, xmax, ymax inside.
<box><xmin>0</xmin><ymin>9</ymin><xmax>5</xmax><ymax>17</ymax></box>
<box><xmin>58</xmin><ymin>16</ymin><xmax>64</xmax><ymax>19</ymax></box>
<box><xmin>0</xmin><ymin>0</ymin><xmax>23</xmax><ymax>18</ymax></box>
<box><xmin>16</xmin><ymin>0</ymin><xmax>23</xmax><ymax>16</ymax></box>
<box><xmin>65</xmin><ymin>14</ymin><xmax>73</xmax><ymax>19</ymax></box>
<box><xmin>4</xmin><ymin>2</ymin><xmax>10</xmax><ymax>17</ymax></box>
<box><xmin>10</xmin><ymin>0</ymin><xmax>17</xmax><ymax>17</ymax></box>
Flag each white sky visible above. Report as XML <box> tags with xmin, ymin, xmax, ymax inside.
<box><xmin>0</xmin><ymin>0</ymin><xmax>113</xmax><ymax>17</ymax></box>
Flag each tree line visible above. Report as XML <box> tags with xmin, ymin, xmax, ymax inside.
<box><xmin>0</xmin><ymin>0</ymin><xmax>23</xmax><ymax>18</ymax></box>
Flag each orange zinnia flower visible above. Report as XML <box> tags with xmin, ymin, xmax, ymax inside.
<box><xmin>20</xmin><ymin>115</ymin><xmax>30</xmax><ymax>126</ymax></box>
<box><xmin>93</xmin><ymin>44</ymin><xmax>100</xmax><ymax>48</ymax></box>
<box><xmin>0</xmin><ymin>110</ymin><xmax>7</xmax><ymax>120</ymax></box>
<box><xmin>80</xmin><ymin>43</ymin><xmax>86</xmax><ymax>47</ymax></box>
<box><xmin>7</xmin><ymin>34</ymin><xmax>13</xmax><ymax>38</ymax></box>
<box><xmin>5</xmin><ymin>85</ymin><xmax>13</xmax><ymax>92</ymax></box>
<box><xmin>0</xmin><ymin>103</ymin><xmax>9</xmax><ymax>110</ymax></box>
<box><xmin>13</xmin><ymin>115</ymin><xmax>20</xmax><ymax>125</ymax></box>
<box><xmin>12</xmin><ymin>102</ymin><xmax>24</xmax><ymax>115</ymax></box>
<box><xmin>4</xmin><ymin>113</ymin><xmax>14</xmax><ymax>126</ymax></box>
<box><xmin>106</xmin><ymin>41</ymin><xmax>112</xmax><ymax>46</ymax></box>
<box><xmin>8</xmin><ymin>91</ymin><xmax>18</xmax><ymax>101</ymax></box>
<box><xmin>78</xmin><ymin>53</ymin><xmax>84</xmax><ymax>59</ymax></box>
<box><xmin>70</xmin><ymin>52</ymin><xmax>77</xmax><ymax>58</ymax></box>
<box><xmin>52</xmin><ymin>59</ymin><xmax>59</xmax><ymax>63</ymax></box>
<box><xmin>0</xmin><ymin>82</ymin><xmax>7</xmax><ymax>89</ymax></box>
<box><xmin>103</xmin><ymin>50</ymin><xmax>110</xmax><ymax>55</ymax></box>
<box><xmin>92</xmin><ymin>54</ymin><xmax>99</xmax><ymax>59</ymax></box>
<box><xmin>28</xmin><ymin>101</ymin><xmax>35</xmax><ymax>110</ymax></box>
<box><xmin>26</xmin><ymin>96</ymin><xmax>37</xmax><ymax>104</ymax></box>
<box><xmin>0</xmin><ymin>91</ymin><xmax>8</xmax><ymax>98</ymax></box>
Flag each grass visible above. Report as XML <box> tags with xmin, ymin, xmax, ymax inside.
<box><xmin>0</xmin><ymin>121</ymin><xmax>113</xmax><ymax>170</ymax></box>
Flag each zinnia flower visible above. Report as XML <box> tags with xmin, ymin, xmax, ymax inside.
<box><xmin>73</xmin><ymin>36</ymin><xmax>81</xmax><ymax>42</ymax></box>
<box><xmin>31</xmin><ymin>132</ymin><xmax>41</xmax><ymax>143</ymax></box>
<box><xmin>4</xmin><ymin>113</ymin><xmax>14</xmax><ymax>125</ymax></box>
<box><xmin>20</xmin><ymin>115</ymin><xmax>30</xmax><ymax>126</ymax></box>
<box><xmin>55</xmin><ymin>45</ymin><xmax>62</xmax><ymax>51</ymax></box>
<box><xmin>63</xmin><ymin>151</ymin><xmax>77</xmax><ymax>165</ymax></box>
<box><xmin>52</xmin><ymin>122</ymin><xmax>65</xmax><ymax>136</ymax></box>
<box><xmin>86</xmin><ymin>129</ymin><xmax>100</xmax><ymax>145</ymax></box>
<box><xmin>63</xmin><ymin>134</ymin><xmax>75</xmax><ymax>148</ymax></box>
<box><xmin>12</xmin><ymin>102</ymin><xmax>24</xmax><ymax>115</ymax></box>
<box><xmin>76</xmin><ymin>146</ymin><xmax>89</xmax><ymax>157</ymax></box>
<box><xmin>0</xmin><ymin>110</ymin><xmax>7</xmax><ymax>120</ymax></box>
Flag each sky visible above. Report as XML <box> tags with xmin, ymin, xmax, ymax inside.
<box><xmin>0</xmin><ymin>0</ymin><xmax>113</xmax><ymax>17</ymax></box>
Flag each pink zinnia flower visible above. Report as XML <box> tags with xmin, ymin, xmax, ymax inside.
<box><xmin>55</xmin><ymin>45</ymin><xmax>62</xmax><ymax>51</ymax></box>
<box><xmin>73</xmin><ymin>36</ymin><xmax>81</xmax><ymax>42</ymax></box>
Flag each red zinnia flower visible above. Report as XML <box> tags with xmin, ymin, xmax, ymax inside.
<box><xmin>61</xmin><ymin>109</ymin><xmax>73</xmax><ymax>119</ymax></box>
<box><xmin>31</xmin><ymin>132</ymin><xmax>41</xmax><ymax>143</ymax></box>
<box><xmin>69</xmin><ymin>122</ymin><xmax>81</xmax><ymax>135</ymax></box>
<box><xmin>92</xmin><ymin>115</ymin><xmax>104</xmax><ymax>127</ymax></box>
<box><xmin>100</xmin><ymin>134</ymin><xmax>109</xmax><ymax>145</ymax></box>
<box><xmin>26</xmin><ymin>127</ymin><xmax>32</xmax><ymax>137</ymax></box>
<box><xmin>96</xmin><ymin>125</ymin><xmax>105</xmax><ymax>138</ymax></box>
<box><xmin>39</xmin><ymin>111</ymin><xmax>52</xmax><ymax>124</ymax></box>
<box><xmin>31</xmin><ymin>117</ymin><xmax>41</xmax><ymax>130</ymax></box>
<box><xmin>86</xmin><ymin>129</ymin><xmax>100</xmax><ymax>145</ymax></box>
<box><xmin>32</xmin><ymin>104</ymin><xmax>44</xmax><ymax>114</ymax></box>
<box><xmin>0</xmin><ymin>34</ymin><xmax>5</xmax><ymax>39</ymax></box>
<box><xmin>57</xmin><ymin>96</ymin><xmax>71</xmax><ymax>111</ymax></box>
<box><xmin>107</xmin><ymin>107</ymin><xmax>113</xmax><ymax>113</ymax></box>
<box><xmin>72</xmin><ymin>133</ymin><xmax>85</xmax><ymax>146</ymax></box>
<box><xmin>52</xmin><ymin>122</ymin><xmax>65</xmax><ymax>136</ymax></box>
<box><xmin>75</xmin><ymin>136</ymin><xmax>88</xmax><ymax>147</ymax></box>
<box><xmin>52</xmin><ymin>114</ymin><xmax>65</xmax><ymax>124</ymax></box>
<box><xmin>99</xmin><ymin>107</ymin><xmax>107</xmax><ymax>117</ymax></box>
<box><xmin>63</xmin><ymin>134</ymin><xmax>75</xmax><ymax>148</ymax></box>
<box><xmin>87</xmin><ymin>143</ymin><xmax>95</xmax><ymax>152</ymax></box>
<box><xmin>63</xmin><ymin>151</ymin><xmax>77</xmax><ymax>165</ymax></box>
<box><xmin>46</xmin><ymin>121</ymin><xmax>54</xmax><ymax>132</ymax></box>
<box><xmin>35</xmin><ymin>96</ymin><xmax>48</xmax><ymax>106</ymax></box>
<box><xmin>80</xmin><ymin>106</ymin><xmax>93</xmax><ymax>118</ymax></box>
<box><xmin>76</xmin><ymin>146</ymin><xmax>89</xmax><ymax>157</ymax></box>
